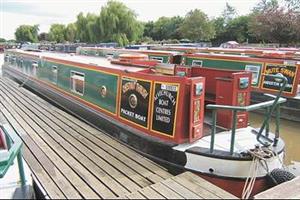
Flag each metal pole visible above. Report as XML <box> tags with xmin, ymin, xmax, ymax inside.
<box><xmin>274</xmin><ymin>105</ymin><xmax>280</xmax><ymax>146</ymax></box>
<box><xmin>265</xmin><ymin>107</ymin><xmax>270</xmax><ymax>138</ymax></box>
<box><xmin>210</xmin><ymin>110</ymin><xmax>217</xmax><ymax>153</ymax></box>
<box><xmin>230</xmin><ymin>110</ymin><xmax>238</xmax><ymax>155</ymax></box>
<box><xmin>17</xmin><ymin>151</ymin><xmax>26</xmax><ymax>187</ymax></box>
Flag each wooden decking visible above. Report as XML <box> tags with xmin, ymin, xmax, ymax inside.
<box><xmin>0</xmin><ymin>77</ymin><xmax>236</xmax><ymax>199</ymax></box>
<box><xmin>254</xmin><ymin>176</ymin><xmax>300</xmax><ymax>199</ymax></box>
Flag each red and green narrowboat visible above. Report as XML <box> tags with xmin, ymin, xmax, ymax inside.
<box><xmin>2</xmin><ymin>49</ymin><xmax>292</xmax><ymax>198</ymax></box>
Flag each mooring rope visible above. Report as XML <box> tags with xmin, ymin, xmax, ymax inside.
<box><xmin>241</xmin><ymin>146</ymin><xmax>277</xmax><ymax>199</ymax></box>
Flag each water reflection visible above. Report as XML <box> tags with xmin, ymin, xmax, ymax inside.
<box><xmin>249</xmin><ymin>112</ymin><xmax>300</xmax><ymax>164</ymax></box>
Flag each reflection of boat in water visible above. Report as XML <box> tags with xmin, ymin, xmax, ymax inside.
<box><xmin>2</xmin><ymin>49</ymin><xmax>295</xmax><ymax>198</ymax></box>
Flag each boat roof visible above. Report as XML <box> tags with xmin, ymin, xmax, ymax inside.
<box><xmin>81</xmin><ymin>47</ymin><xmax>182</xmax><ymax>56</ymax></box>
<box><xmin>9</xmin><ymin>49</ymin><xmax>146</xmax><ymax>73</ymax></box>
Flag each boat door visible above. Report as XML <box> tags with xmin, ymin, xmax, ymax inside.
<box><xmin>189</xmin><ymin>77</ymin><xmax>205</xmax><ymax>142</ymax></box>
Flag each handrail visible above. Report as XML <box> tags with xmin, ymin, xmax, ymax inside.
<box><xmin>0</xmin><ymin>123</ymin><xmax>25</xmax><ymax>186</ymax></box>
<box><xmin>206</xmin><ymin>75</ymin><xmax>287</xmax><ymax>155</ymax></box>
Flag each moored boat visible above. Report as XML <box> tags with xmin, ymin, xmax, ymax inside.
<box><xmin>2</xmin><ymin>49</ymin><xmax>293</xmax><ymax>197</ymax></box>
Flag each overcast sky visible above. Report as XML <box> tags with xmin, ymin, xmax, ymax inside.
<box><xmin>0</xmin><ymin>0</ymin><xmax>261</xmax><ymax>40</ymax></box>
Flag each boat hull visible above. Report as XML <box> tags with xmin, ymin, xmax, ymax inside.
<box><xmin>199</xmin><ymin>173</ymin><xmax>268</xmax><ymax>198</ymax></box>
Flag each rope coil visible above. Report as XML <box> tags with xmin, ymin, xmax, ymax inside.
<box><xmin>242</xmin><ymin>146</ymin><xmax>279</xmax><ymax>199</ymax></box>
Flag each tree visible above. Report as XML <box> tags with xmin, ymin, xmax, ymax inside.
<box><xmin>65</xmin><ymin>23</ymin><xmax>77</xmax><ymax>42</ymax></box>
<box><xmin>222</xmin><ymin>3</ymin><xmax>237</xmax><ymax>24</ymax></box>
<box><xmin>99</xmin><ymin>0</ymin><xmax>143</xmax><ymax>46</ymax></box>
<box><xmin>249</xmin><ymin>1</ymin><xmax>300</xmax><ymax>45</ymax></box>
<box><xmin>143</xmin><ymin>21</ymin><xmax>155</xmax><ymax>39</ymax></box>
<box><xmin>48</xmin><ymin>24</ymin><xmax>66</xmax><ymax>43</ymax></box>
<box><xmin>150</xmin><ymin>16</ymin><xmax>183</xmax><ymax>41</ymax></box>
<box><xmin>38</xmin><ymin>32</ymin><xmax>49</xmax><ymax>41</ymax></box>
<box><xmin>0</xmin><ymin>38</ymin><xmax>6</xmax><ymax>42</ymax></box>
<box><xmin>179</xmin><ymin>9</ymin><xmax>215</xmax><ymax>41</ymax></box>
<box><xmin>15</xmin><ymin>25</ymin><xmax>39</xmax><ymax>43</ymax></box>
<box><xmin>75</xmin><ymin>12</ymin><xmax>90</xmax><ymax>42</ymax></box>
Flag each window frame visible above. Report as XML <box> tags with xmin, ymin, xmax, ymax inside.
<box><xmin>192</xmin><ymin>60</ymin><xmax>203</xmax><ymax>67</ymax></box>
<box><xmin>70</xmin><ymin>71</ymin><xmax>85</xmax><ymax>96</ymax></box>
<box><xmin>51</xmin><ymin>66</ymin><xmax>58</xmax><ymax>84</ymax></box>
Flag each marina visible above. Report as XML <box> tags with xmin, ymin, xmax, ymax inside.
<box><xmin>1</xmin><ymin>1</ymin><xmax>300</xmax><ymax>198</ymax></box>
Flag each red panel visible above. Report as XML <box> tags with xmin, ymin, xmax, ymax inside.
<box><xmin>216</xmin><ymin>73</ymin><xmax>251</xmax><ymax>129</ymax></box>
<box><xmin>189</xmin><ymin>77</ymin><xmax>205</xmax><ymax>142</ymax></box>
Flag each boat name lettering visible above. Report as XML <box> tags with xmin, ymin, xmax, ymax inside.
<box><xmin>265</xmin><ymin>67</ymin><xmax>295</xmax><ymax>78</ymax></box>
<box><xmin>154</xmin><ymin>90</ymin><xmax>176</xmax><ymax>106</ymax></box>
<box><xmin>122</xmin><ymin>81</ymin><xmax>148</xmax><ymax>99</ymax></box>
<box><xmin>120</xmin><ymin>108</ymin><xmax>146</xmax><ymax>122</ymax></box>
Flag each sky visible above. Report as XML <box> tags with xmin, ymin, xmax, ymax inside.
<box><xmin>0</xmin><ymin>0</ymin><xmax>261</xmax><ymax>40</ymax></box>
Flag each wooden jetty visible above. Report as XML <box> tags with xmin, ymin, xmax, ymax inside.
<box><xmin>254</xmin><ymin>176</ymin><xmax>300</xmax><ymax>199</ymax></box>
<box><xmin>0</xmin><ymin>77</ymin><xmax>237</xmax><ymax>199</ymax></box>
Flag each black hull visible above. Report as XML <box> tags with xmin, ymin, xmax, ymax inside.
<box><xmin>2</xmin><ymin>67</ymin><xmax>187</xmax><ymax>172</ymax></box>
<box><xmin>251</xmin><ymin>92</ymin><xmax>300</xmax><ymax>122</ymax></box>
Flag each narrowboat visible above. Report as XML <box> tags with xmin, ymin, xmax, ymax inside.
<box><xmin>181</xmin><ymin>52</ymin><xmax>300</xmax><ymax>122</ymax></box>
<box><xmin>76</xmin><ymin>47</ymin><xmax>183</xmax><ymax>64</ymax></box>
<box><xmin>2</xmin><ymin>49</ymin><xmax>292</xmax><ymax>198</ymax></box>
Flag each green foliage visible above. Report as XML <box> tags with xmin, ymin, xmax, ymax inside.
<box><xmin>0</xmin><ymin>38</ymin><xmax>6</xmax><ymax>42</ymax></box>
<box><xmin>222</xmin><ymin>3</ymin><xmax>237</xmax><ymax>24</ymax></box>
<box><xmin>48</xmin><ymin>24</ymin><xmax>66</xmax><ymax>43</ymax></box>
<box><xmin>179</xmin><ymin>9</ymin><xmax>215</xmax><ymax>42</ymax></box>
<box><xmin>65</xmin><ymin>23</ymin><xmax>77</xmax><ymax>42</ymax></box>
<box><xmin>150</xmin><ymin>16</ymin><xmax>183</xmax><ymax>41</ymax></box>
<box><xmin>99</xmin><ymin>0</ymin><xmax>143</xmax><ymax>46</ymax></box>
<box><xmin>249</xmin><ymin>1</ymin><xmax>300</xmax><ymax>44</ymax></box>
<box><xmin>15</xmin><ymin>25</ymin><xmax>39</xmax><ymax>43</ymax></box>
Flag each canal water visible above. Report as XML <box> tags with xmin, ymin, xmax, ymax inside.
<box><xmin>0</xmin><ymin>53</ymin><xmax>298</xmax><ymax>165</ymax></box>
<box><xmin>249</xmin><ymin>112</ymin><xmax>300</xmax><ymax>165</ymax></box>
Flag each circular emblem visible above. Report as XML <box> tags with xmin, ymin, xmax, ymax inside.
<box><xmin>100</xmin><ymin>86</ymin><xmax>107</xmax><ymax>98</ymax></box>
<box><xmin>129</xmin><ymin>94</ymin><xmax>138</xmax><ymax>109</ymax></box>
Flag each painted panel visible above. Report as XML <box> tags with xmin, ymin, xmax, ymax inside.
<box><xmin>119</xmin><ymin>77</ymin><xmax>151</xmax><ymax>128</ymax></box>
<box><xmin>185</xmin><ymin>57</ymin><xmax>263</xmax><ymax>87</ymax></box>
<box><xmin>151</xmin><ymin>82</ymin><xmax>179</xmax><ymax>137</ymax></box>
<box><xmin>262</xmin><ymin>64</ymin><xmax>298</xmax><ymax>94</ymax></box>
<box><xmin>39</xmin><ymin>60</ymin><xmax>119</xmax><ymax>114</ymax></box>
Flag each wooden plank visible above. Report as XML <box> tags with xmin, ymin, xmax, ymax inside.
<box><xmin>177</xmin><ymin>172</ymin><xmax>237</xmax><ymax>199</ymax></box>
<box><xmin>254</xmin><ymin>177</ymin><xmax>300</xmax><ymax>199</ymax></box>
<box><xmin>171</xmin><ymin>174</ymin><xmax>219</xmax><ymax>199</ymax></box>
<box><xmin>0</xmin><ymin>78</ymin><xmax>171</xmax><ymax>182</ymax></box>
<box><xmin>0</xmin><ymin>92</ymin><xmax>103</xmax><ymax>199</ymax></box>
<box><xmin>151</xmin><ymin>182</ymin><xmax>184</xmax><ymax>199</ymax></box>
<box><xmin>162</xmin><ymin>178</ymin><xmax>202</xmax><ymax>199</ymax></box>
<box><xmin>0</xmin><ymin>88</ymin><xmax>123</xmax><ymax>198</ymax></box>
<box><xmin>19</xmin><ymin>96</ymin><xmax>153</xmax><ymax>188</ymax></box>
<box><xmin>138</xmin><ymin>186</ymin><xmax>166</xmax><ymax>199</ymax></box>
<box><xmin>126</xmin><ymin>191</ymin><xmax>147</xmax><ymax>199</ymax></box>
<box><xmin>0</xmin><ymin>103</ymin><xmax>80</xmax><ymax>199</ymax></box>
<box><xmin>22</xmin><ymin>146</ymin><xmax>66</xmax><ymax>199</ymax></box>
<box><xmin>0</xmin><ymin>82</ymin><xmax>144</xmax><ymax>194</ymax></box>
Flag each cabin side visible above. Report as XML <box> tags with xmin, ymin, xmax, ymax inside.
<box><xmin>3</xmin><ymin>49</ymin><xmax>252</xmax><ymax>145</ymax></box>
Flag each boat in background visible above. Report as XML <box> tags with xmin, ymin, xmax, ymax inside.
<box><xmin>2</xmin><ymin>48</ymin><xmax>294</xmax><ymax>197</ymax></box>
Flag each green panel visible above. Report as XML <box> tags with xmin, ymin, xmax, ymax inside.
<box><xmin>38</xmin><ymin>61</ymin><xmax>118</xmax><ymax>113</ymax></box>
<box><xmin>185</xmin><ymin>56</ymin><xmax>263</xmax><ymax>87</ymax></box>
<box><xmin>148</xmin><ymin>55</ymin><xmax>169</xmax><ymax>63</ymax></box>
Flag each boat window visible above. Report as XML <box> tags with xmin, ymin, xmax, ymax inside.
<box><xmin>192</xmin><ymin>60</ymin><xmax>203</xmax><ymax>67</ymax></box>
<box><xmin>70</xmin><ymin>71</ymin><xmax>85</xmax><ymax>96</ymax></box>
<box><xmin>32</xmin><ymin>61</ymin><xmax>38</xmax><ymax>76</ymax></box>
<box><xmin>150</xmin><ymin>56</ymin><xmax>164</xmax><ymax>63</ymax></box>
<box><xmin>4</xmin><ymin>55</ymin><xmax>9</xmax><ymax>62</ymax></box>
<box><xmin>173</xmin><ymin>55</ymin><xmax>182</xmax><ymax>64</ymax></box>
<box><xmin>52</xmin><ymin>66</ymin><xmax>58</xmax><ymax>84</ymax></box>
